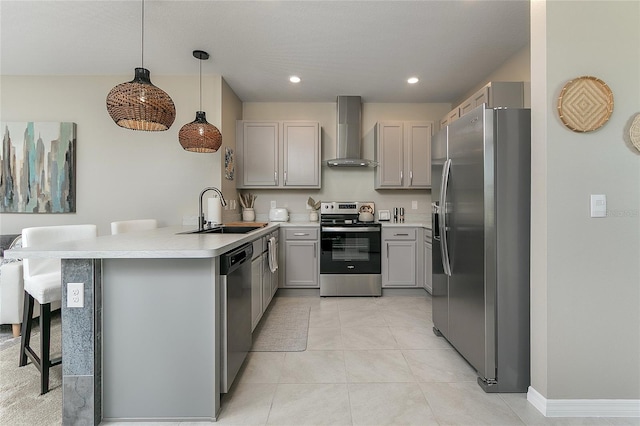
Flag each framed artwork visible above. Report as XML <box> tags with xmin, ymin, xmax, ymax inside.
<box><xmin>1</xmin><ymin>122</ymin><xmax>76</xmax><ymax>213</ymax></box>
<box><xmin>225</xmin><ymin>147</ymin><xmax>234</xmax><ymax>180</ymax></box>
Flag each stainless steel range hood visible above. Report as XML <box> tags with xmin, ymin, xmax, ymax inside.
<box><xmin>326</xmin><ymin>96</ymin><xmax>376</xmax><ymax>167</ymax></box>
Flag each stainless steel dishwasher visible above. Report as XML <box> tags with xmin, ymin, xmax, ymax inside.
<box><xmin>219</xmin><ymin>242</ymin><xmax>253</xmax><ymax>393</ymax></box>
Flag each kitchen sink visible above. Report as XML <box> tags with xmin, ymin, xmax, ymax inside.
<box><xmin>178</xmin><ymin>226</ymin><xmax>263</xmax><ymax>235</ymax></box>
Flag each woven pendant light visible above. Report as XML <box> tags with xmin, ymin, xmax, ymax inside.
<box><xmin>106</xmin><ymin>0</ymin><xmax>175</xmax><ymax>131</ymax></box>
<box><xmin>178</xmin><ymin>50</ymin><xmax>222</xmax><ymax>153</ymax></box>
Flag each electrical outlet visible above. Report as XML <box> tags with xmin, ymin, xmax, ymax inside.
<box><xmin>412</xmin><ymin>200</ymin><xmax>418</xmax><ymax>210</ymax></box>
<box><xmin>270</xmin><ymin>200</ymin><xmax>277</xmax><ymax>209</ymax></box>
<box><xmin>590</xmin><ymin>194</ymin><xmax>606</xmax><ymax>218</ymax></box>
<box><xmin>67</xmin><ymin>282</ymin><xmax>84</xmax><ymax>308</ymax></box>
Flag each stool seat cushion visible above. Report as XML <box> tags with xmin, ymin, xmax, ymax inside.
<box><xmin>24</xmin><ymin>271</ymin><xmax>62</xmax><ymax>305</ymax></box>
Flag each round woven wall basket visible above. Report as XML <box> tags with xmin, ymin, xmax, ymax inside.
<box><xmin>630</xmin><ymin>113</ymin><xmax>640</xmax><ymax>152</ymax></box>
<box><xmin>557</xmin><ymin>76</ymin><xmax>614</xmax><ymax>132</ymax></box>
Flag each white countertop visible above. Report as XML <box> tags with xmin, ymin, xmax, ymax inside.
<box><xmin>4</xmin><ymin>220</ymin><xmax>432</xmax><ymax>260</ymax></box>
<box><xmin>4</xmin><ymin>224</ymin><xmax>281</xmax><ymax>260</ymax></box>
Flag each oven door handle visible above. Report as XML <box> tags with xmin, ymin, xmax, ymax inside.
<box><xmin>321</xmin><ymin>227</ymin><xmax>381</xmax><ymax>232</ymax></box>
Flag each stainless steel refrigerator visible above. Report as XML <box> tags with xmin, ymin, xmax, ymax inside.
<box><xmin>431</xmin><ymin>104</ymin><xmax>530</xmax><ymax>393</ymax></box>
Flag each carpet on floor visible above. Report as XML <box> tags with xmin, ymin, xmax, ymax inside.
<box><xmin>0</xmin><ymin>321</ymin><xmax>62</xmax><ymax>426</ymax></box>
<box><xmin>250</xmin><ymin>299</ymin><xmax>310</xmax><ymax>352</ymax></box>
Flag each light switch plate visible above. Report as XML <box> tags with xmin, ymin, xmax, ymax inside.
<box><xmin>270</xmin><ymin>200</ymin><xmax>277</xmax><ymax>209</ymax></box>
<box><xmin>590</xmin><ymin>194</ymin><xmax>606</xmax><ymax>218</ymax></box>
<box><xmin>67</xmin><ymin>282</ymin><xmax>84</xmax><ymax>308</ymax></box>
<box><xmin>412</xmin><ymin>200</ymin><xmax>418</xmax><ymax>210</ymax></box>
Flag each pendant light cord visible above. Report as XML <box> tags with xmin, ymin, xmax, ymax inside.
<box><xmin>141</xmin><ymin>0</ymin><xmax>145</xmax><ymax>68</ymax></box>
<box><xmin>199</xmin><ymin>58</ymin><xmax>203</xmax><ymax>111</ymax></box>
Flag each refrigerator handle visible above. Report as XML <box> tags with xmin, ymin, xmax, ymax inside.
<box><xmin>440</xmin><ymin>158</ymin><xmax>452</xmax><ymax>276</ymax></box>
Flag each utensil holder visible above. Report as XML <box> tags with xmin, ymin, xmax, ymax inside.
<box><xmin>242</xmin><ymin>208</ymin><xmax>255</xmax><ymax>222</ymax></box>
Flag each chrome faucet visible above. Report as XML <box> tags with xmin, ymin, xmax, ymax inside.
<box><xmin>199</xmin><ymin>187</ymin><xmax>227</xmax><ymax>231</ymax></box>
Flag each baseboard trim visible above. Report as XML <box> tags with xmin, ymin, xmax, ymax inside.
<box><xmin>527</xmin><ymin>386</ymin><xmax>640</xmax><ymax>417</ymax></box>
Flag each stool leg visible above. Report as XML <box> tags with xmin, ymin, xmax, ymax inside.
<box><xmin>19</xmin><ymin>291</ymin><xmax>34</xmax><ymax>367</ymax></box>
<box><xmin>40</xmin><ymin>303</ymin><xmax>51</xmax><ymax>395</ymax></box>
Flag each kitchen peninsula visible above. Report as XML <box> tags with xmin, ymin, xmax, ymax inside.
<box><xmin>5</xmin><ymin>224</ymin><xmax>280</xmax><ymax>424</ymax></box>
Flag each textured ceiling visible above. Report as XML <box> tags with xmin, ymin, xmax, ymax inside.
<box><xmin>0</xmin><ymin>0</ymin><xmax>530</xmax><ymax>103</ymax></box>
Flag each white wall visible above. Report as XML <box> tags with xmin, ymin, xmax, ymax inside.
<box><xmin>241</xmin><ymin>102</ymin><xmax>451</xmax><ymax>221</ymax></box>
<box><xmin>455</xmin><ymin>45</ymin><xmax>531</xmax><ymax>106</ymax></box>
<box><xmin>220</xmin><ymin>78</ymin><xmax>243</xmax><ymax>223</ymax></box>
<box><xmin>0</xmin><ymin>74</ymin><xmax>236</xmax><ymax>235</ymax></box>
<box><xmin>531</xmin><ymin>0</ymin><xmax>640</xmax><ymax>401</ymax></box>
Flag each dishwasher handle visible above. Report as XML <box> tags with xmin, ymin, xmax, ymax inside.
<box><xmin>220</xmin><ymin>243</ymin><xmax>253</xmax><ymax>275</ymax></box>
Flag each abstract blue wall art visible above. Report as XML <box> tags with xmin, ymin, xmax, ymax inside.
<box><xmin>1</xmin><ymin>122</ymin><xmax>76</xmax><ymax>213</ymax></box>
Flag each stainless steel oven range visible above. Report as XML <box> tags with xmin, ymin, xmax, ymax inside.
<box><xmin>320</xmin><ymin>202</ymin><xmax>382</xmax><ymax>296</ymax></box>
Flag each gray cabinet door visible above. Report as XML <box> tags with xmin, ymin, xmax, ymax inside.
<box><xmin>251</xmin><ymin>256</ymin><xmax>262</xmax><ymax>331</ymax></box>
<box><xmin>376</xmin><ymin>121</ymin><xmax>432</xmax><ymax>189</ymax></box>
<box><xmin>241</xmin><ymin>122</ymin><xmax>279</xmax><ymax>187</ymax></box>
<box><xmin>261</xmin><ymin>252</ymin><xmax>272</xmax><ymax>311</ymax></box>
<box><xmin>283</xmin><ymin>122</ymin><xmax>320</xmax><ymax>187</ymax></box>
<box><xmin>383</xmin><ymin>240</ymin><xmax>417</xmax><ymax>286</ymax></box>
<box><xmin>406</xmin><ymin>122</ymin><xmax>432</xmax><ymax>188</ymax></box>
<box><xmin>375</xmin><ymin>122</ymin><xmax>404</xmax><ymax>188</ymax></box>
<box><xmin>424</xmin><ymin>240</ymin><xmax>432</xmax><ymax>293</ymax></box>
<box><xmin>284</xmin><ymin>240</ymin><xmax>318</xmax><ymax>287</ymax></box>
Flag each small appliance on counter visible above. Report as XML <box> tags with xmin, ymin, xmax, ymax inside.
<box><xmin>269</xmin><ymin>208</ymin><xmax>289</xmax><ymax>222</ymax></box>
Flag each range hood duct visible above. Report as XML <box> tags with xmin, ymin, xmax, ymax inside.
<box><xmin>326</xmin><ymin>96</ymin><xmax>376</xmax><ymax>167</ymax></box>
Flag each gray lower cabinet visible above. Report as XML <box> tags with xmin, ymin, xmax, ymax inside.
<box><xmin>251</xmin><ymin>241</ymin><xmax>263</xmax><ymax>331</ymax></box>
<box><xmin>262</xmin><ymin>251</ymin><xmax>273</xmax><ymax>310</ymax></box>
<box><xmin>382</xmin><ymin>227</ymin><xmax>418</xmax><ymax>287</ymax></box>
<box><xmin>282</xmin><ymin>227</ymin><xmax>319</xmax><ymax>288</ymax></box>
<box><xmin>252</xmin><ymin>231</ymin><xmax>280</xmax><ymax>331</ymax></box>
<box><xmin>424</xmin><ymin>229</ymin><xmax>433</xmax><ymax>293</ymax></box>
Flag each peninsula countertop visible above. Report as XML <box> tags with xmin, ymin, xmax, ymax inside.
<box><xmin>4</xmin><ymin>223</ymin><xmax>280</xmax><ymax>259</ymax></box>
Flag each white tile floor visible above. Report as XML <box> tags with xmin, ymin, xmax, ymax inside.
<box><xmin>104</xmin><ymin>293</ymin><xmax>639</xmax><ymax>426</ymax></box>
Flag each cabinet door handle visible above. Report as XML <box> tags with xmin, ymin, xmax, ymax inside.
<box><xmin>394</xmin><ymin>233</ymin><xmax>409</xmax><ymax>236</ymax></box>
<box><xmin>400</xmin><ymin>170</ymin><xmax>403</xmax><ymax>183</ymax></box>
<box><xmin>274</xmin><ymin>171</ymin><xmax>278</xmax><ymax>184</ymax></box>
<box><xmin>294</xmin><ymin>233</ymin><xmax>308</xmax><ymax>236</ymax></box>
<box><xmin>313</xmin><ymin>243</ymin><xmax>316</xmax><ymax>258</ymax></box>
<box><xmin>284</xmin><ymin>170</ymin><xmax>288</xmax><ymax>184</ymax></box>
<box><xmin>409</xmin><ymin>171</ymin><xmax>413</xmax><ymax>185</ymax></box>
<box><xmin>386</xmin><ymin>243</ymin><xmax>389</xmax><ymax>258</ymax></box>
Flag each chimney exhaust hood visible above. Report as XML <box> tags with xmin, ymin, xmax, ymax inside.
<box><xmin>326</xmin><ymin>96</ymin><xmax>376</xmax><ymax>167</ymax></box>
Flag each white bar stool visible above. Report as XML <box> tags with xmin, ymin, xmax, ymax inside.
<box><xmin>18</xmin><ymin>224</ymin><xmax>97</xmax><ymax>394</ymax></box>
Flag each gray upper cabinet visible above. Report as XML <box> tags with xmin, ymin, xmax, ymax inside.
<box><xmin>440</xmin><ymin>81</ymin><xmax>526</xmax><ymax>130</ymax></box>
<box><xmin>236</xmin><ymin>121</ymin><xmax>320</xmax><ymax>189</ymax></box>
<box><xmin>283</xmin><ymin>122</ymin><xmax>320</xmax><ymax>187</ymax></box>
<box><xmin>375</xmin><ymin>121</ymin><xmax>433</xmax><ymax>189</ymax></box>
<box><xmin>238</xmin><ymin>121</ymin><xmax>279</xmax><ymax>187</ymax></box>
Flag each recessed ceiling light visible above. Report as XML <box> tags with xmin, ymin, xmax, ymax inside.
<box><xmin>290</xmin><ymin>76</ymin><xmax>301</xmax><ymax>83</ymax></box>
<box><xmin>408</xmin><ymin>77</ymin><xmax>419</xmax><ymax>84</ymax></box>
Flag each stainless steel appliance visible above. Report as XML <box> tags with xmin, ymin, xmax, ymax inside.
<box><xmin>219</xmin><ymin>242</ymin><xmax>253</xmax><ymax>393</ymax></box>
<box><xmin>320</xmin><ymin>202</ymin><xmax>381</xmax><ymax>296</ymax></box>
<box><xmin>326</xmin><ymin>96</ymin><xmax>376</xmax><ymax>167</ymax></box>
<box><xmin>432</xmin><ymin>104</ymin><xmax>531</xmax><ymax>393</ymax></box>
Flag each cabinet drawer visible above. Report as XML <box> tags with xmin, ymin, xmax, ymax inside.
<box><xmin>285</xmin><ymin>228</ymin><xmax>319</xmax><ymax>240</ymax></box>
<box><xmin>382</xmin><ymin>228</ymin><xmax>416</xmax><ymax>240</ymax></box>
